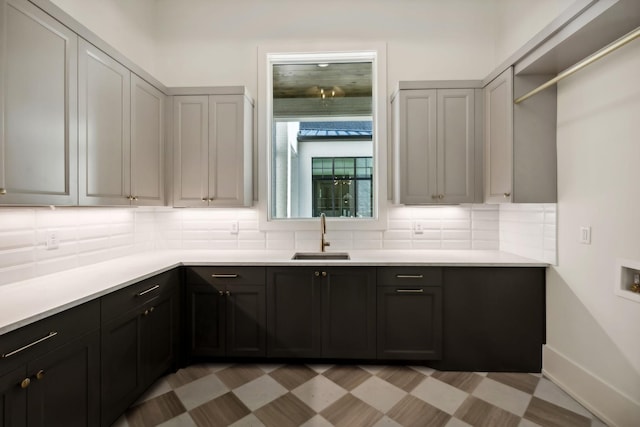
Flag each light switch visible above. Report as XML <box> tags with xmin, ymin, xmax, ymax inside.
<box><xmin>579</xmin><ymin>226</ymin><xmax>591</xmax><ymax>244</ymax></box>
<box><xmin>45</xmin><ymin>230</ymin><xmax>59</xmax><ymax>250</ymax></box>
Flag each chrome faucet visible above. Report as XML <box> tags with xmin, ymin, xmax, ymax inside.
<box><xmin>320</xmin><ymin>213</ymin><xmax>330</xmax><ymax>252</ymax></box>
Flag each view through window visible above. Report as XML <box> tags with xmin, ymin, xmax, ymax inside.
<box><xmin>270</xmin><ymin>58</ymin><xmax>374</xmax><ymax>219</ymax></box>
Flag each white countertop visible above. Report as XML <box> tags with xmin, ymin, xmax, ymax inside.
<box><xmin>0</xmin><ymin>249</ymin><xmax>547</xmax><ymax>335</ymax></box>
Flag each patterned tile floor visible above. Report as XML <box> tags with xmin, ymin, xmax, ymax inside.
<box><xmin>113</xmin><ymin>364</ymin><xmax>606</xmax><ymax>427</ymax></box>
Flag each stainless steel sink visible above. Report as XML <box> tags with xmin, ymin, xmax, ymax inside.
<box><xmin>291</xmin><ymin>252</ymin><xmax>350</xmax><ymax>260</ymax></box>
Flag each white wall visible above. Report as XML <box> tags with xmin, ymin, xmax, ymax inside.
<box><xmin>153</xmin><ymin>0</ymin><xmax>498</xmax><ymax>90</ymax></box>
<box><xmin>50</xmin><ymin>0</ymin><xmax>158</xmax><ymax>76</ymax></box>
<box><xmin>492</xmin><ymin>0</ymin><xmax>576</xmax><ymax>65</ymax></box>
<box><xmin>546</xmin><ymin>37</ymin><xmax>640</xmax><ymax>425</ymax></box>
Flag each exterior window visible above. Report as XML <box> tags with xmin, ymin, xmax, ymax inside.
<box><xmin>312</xmin><ymin>157</ymin><xmax>373</xmax><ymax>218</ymax></box>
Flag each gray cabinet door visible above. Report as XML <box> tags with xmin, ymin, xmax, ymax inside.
<box><xmin>484</xmin><ymin>67</ymin><xmax>513</xmax><ymax>204</ymax></box>
<box><xmin>0</xmin><ymin>0</ymin><xmax>77</xmax><ymax>205</ymax></box>
<box><xmin>173</xmin><ymin>95</ymin><xmax>209</xmax><ymax>207</ymax></box>
<box><xmin>131</xmin><ymin>74</ymin><xmax>165</xmax><ymax>206</ymax></box>
<box><xmin>394</xmin><ymin>87</ymin><xmax>477</xmax><ymax>204</ymax></box>
<box><xmin>395</xmin><ymin>89</ymin><xmax>437</xmax><ymax>204</ymax></box>
<box><xmin>437</xmin><ymin>89</ymin><xmax>476</xmax><ymax>203</ymax></box>
<box><xmin>78</xmin><ymin>39</ymin><xmax>131</xmax><ymax>206</ymax></box>
<box><xmin>208</xmin><ymin>95</ymin><xmax>252</xmax><ymax>207</ymax></box>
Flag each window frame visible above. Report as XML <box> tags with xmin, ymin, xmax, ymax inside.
<box><xmin>257</xmin><ymin>43</ymin><xmax>388</xmax><ymax>231</ymax></box>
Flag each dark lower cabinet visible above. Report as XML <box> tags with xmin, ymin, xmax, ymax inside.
<box><xmin>377</xmin><ymin>267</ymin><xmax>443</xmax><ymax>360</ymax></box>
<box><xmin>266</xmin><ymin>267</ymin><xmax>376</xmax><ymax>359</ymax></box>
<box><xmin>100</xmin><ymin>270</ymin><xmax>180</xmax><ymax>427</ymax></box>
<box><xmin>26</xmin><ymin>331</ymin><xmax>100</xmax><ymax>427</ymax></box>
<box><xmin>186</xmin><ymin>267</ymin><xmax>266</xmax><ymax>359</ymax></box>
<box><xmin>0</xmin><ymin>366</ymin><xmax>25</xmax><ymax>427</ymax></box>
<box><xmin>322</xmin><ymin>268</ymin><xmax>376</xmax><ymax>359</ymax></box>
<box><xmin>0</xmin><ymin>301</ymin><xmax>100</xmax><ymax>427</ymax></box>
<box><xmin>266</xmin><ymin>268</ymin><xmax>321</xmax><ymax>358</ymax></box>
<box><xmin>433</xmin><ymin>267</ymin><xmax>546</xmax><ymax>372</ymax></box>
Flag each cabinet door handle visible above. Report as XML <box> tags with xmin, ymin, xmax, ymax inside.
<box><xmin>1</xmin><ymin>331</ymin><xmax>58</xmax><ymax>359</ymax></box>
<box><xmin>0</xmin><ymin>188</ymin><xmax>7</xmax><ymax>195</ymax></box>
<box><xmin>36</xmin><ymin>370</ymin><xmax>45</xmax><ymax>381</ymax></box>
<box><xmin>396</xmin><ymin>274</ymin><xmax>424</xmax><ymax>279</ymax></box>
<box><xmin>20</xmin><ymin>378</ymin><xmax>31</xmax><ymax>389</ymax></box>
<box><xmin>136</xmin><ymin>284</ymin><xmax>160</xmax><ymax>297</ymax></box>
<box><xmin>211</xmin><ymin>274</ymin><xmax>238</xmax><ymax>278</ymax></box>
<box><xmin>396</xmin><ymin>289</ymin><xmax>424</xmax><ymax>293</ymax></box>
<box><xmin>504</xmin><ymin>192</ymin><xmax>511</xmax><ymax>198</ymax></box>
<box><xmin>225</xmin><ymin>290</ymin><xmax>231</xmax><ymax>296</ymax></box>
<box><xmin>218</xmin><ymin>290</ymin><xmax>224</xmax><ymax>296</ymax></box>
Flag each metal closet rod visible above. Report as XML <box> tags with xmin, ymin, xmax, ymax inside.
<box><xmin>514</xmin><ymin>26</ymin><xmax>640</xmax><ymax>104</ymax></box>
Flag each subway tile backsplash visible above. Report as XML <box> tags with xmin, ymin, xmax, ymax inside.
<box><xmin>0</xmin><ymin>203</ymin><xmax>556</xmax><ymax>286</ymax></box>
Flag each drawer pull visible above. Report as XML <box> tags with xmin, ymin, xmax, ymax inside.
<box><xmin>21</xmin><ymin>378</ymin><xmax>30</xmax><ymax>389</ymax></box>
<box><xmin>211</xmin><ymin>274</ymin><xmax>238</xmax><ymax>278</ymax></box>
<box><xmin>396</xmin><ymin>274</ymin><xmax>424</xmax><ymax>279</ymax></box>
<box><xmin>1</xmin><ymin>331</ymin><xmax>58</xmax><ymax>359</ymax></box>
<box><xmin>136</xmin><ymin>284</ymin><xmax>160</xmax><ymax>297</ymax></box>
<box><xmin>36</xmin><ymin>370</ymin><xmax>45</xmax><ymax>381</ymax></box>
<box><xmin>396</xmin><ymin>289</ymin><xmax>424</xmax><ymax>294</ymax></box>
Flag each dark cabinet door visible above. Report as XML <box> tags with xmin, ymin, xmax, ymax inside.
<box><xmin>187</xmin><ymin>284</ymin><xmax>225</xmax><ymax>358</ymax></box>
<box><xmin>322</xmin><ymin>268</ymin><xmax>376</xmax><ymax>359</ymax></box>
<box><xmin>186</xmin><ymin>267</ymin><xmax>266</xmax><ymax>359</ymax></box>
<box><xmin>267</xmin><ymin>268</ymin><xmax>321</xmax><ymax>358</ymax></box>
<box><xmin>437</xmin><ymin>267</ymin><xmax>545</xmax><ymax>372</ymax></box>
<box><xmin>101</xmin><ymin>310</ymin><xmax>143</xmax><ymax>427</ymax></box>
<box><xmin>0</xmin><ymin>366</ymin><xmax>27</xmax><ymax>427</ymax></box>
<box><xmin>27</xmin><ymin>331</ymin><xmax>100</xmax><ymax>427</ymax></box>
<box><xmin>141</xmin><ymin>290</ymin><xmax>179</xmax><ymax>387</ymax></box>
<box><xmin>377</xmin><ymin>286</ymin><xmax>442</xmax><ymax>360</ymax></box>
<box><xmin>226</xmin><ymin>285</ymin><xmax>266</xmax><ymax>357</ymax></box>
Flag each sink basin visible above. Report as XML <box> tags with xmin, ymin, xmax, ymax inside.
<box><xmin>291</xmin><ymin>252</ymin><xmax>350</xmax><ymax>260</ymax></box>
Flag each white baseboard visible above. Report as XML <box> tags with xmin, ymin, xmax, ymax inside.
<box><xmin>543</xmin><ymin>345</ymin><xmax>640</xmax><ymax>427</ymax></box>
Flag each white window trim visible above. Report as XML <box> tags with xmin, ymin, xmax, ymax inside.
<box><xmin>257</xmin><ymin>42</ymin><xmax>388</xmax><ymax>231</ymax></box>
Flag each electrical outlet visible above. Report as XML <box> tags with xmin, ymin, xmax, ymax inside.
<box><xmin>579</xmin><ymin>226</ymin><xmax>591</xmax><ymax>244</ymax></box>
<box><xmin>413</xmin><ymin>221</ymin><xmax>424</xmax><ymax>235</ymax></box>
<box><xmin>45</xmin><ymin>230</ymin><xmax>59</xmax><ymax>250</ymax></box>
<box><xmin>230</xmin><ymin>220</ymin><xmax>239</xmax><ymax>235</ymax></box>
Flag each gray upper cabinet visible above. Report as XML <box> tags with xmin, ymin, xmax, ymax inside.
<box><xmin>484</xmin><ymin>68</ymin><xmax>513</xmax><ymax>203</ymax></box>
<box><xmin>131</xmin><ymin>74</ymin><xmax>165</xmax><ymax>206</ymax></box>
<box><xmin>393</xmin><ymin>86</ymin><xmax>480</xmax><ymax>205</ymax></box>
<box><xmin>484</xmin><ymin>67</ymin><xmax>557</xmax><ymax>203</ymax></box>
<box><xmin>0</xmin><ymin>0</ymin><xmax>77</xmax><ymax>205</ymax></box>
<box><xmin>78</xmin><ymin>39</ymin><xmax>131</xmax><ymax>206</ymax></box>
<box><xmin>173</xmin><ymin>93</ymin><xmax>253</xmax><ymax>207</ymax></box>
<box><xmin>79</xmin><ymin>41</ymin><xmax>166</xmax><ymax>206</ymax></box>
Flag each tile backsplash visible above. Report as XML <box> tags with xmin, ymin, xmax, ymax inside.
<box><xmin>0</xmin><ymin>203</ymin><xmax>556</xmax><ymax>286</ymax></box>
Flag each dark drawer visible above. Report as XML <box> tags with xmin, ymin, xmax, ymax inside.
<box><xmin>0</xmin><ymin>299</ymin><xmax>100</xmax><ymax>375</ymax></box>
<box><xmin>101</xmin><ymin>269</ymin><xmax>178</xmax><ymax>322</ymax></box>
<box><xmin>186</xmin><ymin>266</ymin><xmax>265</xmax><ymax>288</ymax></box>
<box><xmin>377</xmin><ymin>267</ymin><xmax>442</xmax><ymax>287</ymax></box>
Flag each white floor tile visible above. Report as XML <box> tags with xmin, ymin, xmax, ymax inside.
<box><xmin>472</xmin><ymin>377</ymin><xmax>532</xmax><ymax>416</ymax></box>
<box><xmin>174</xmin><ymin>373</ymin><xmax>229</xmax><ymax>410</ymax></box>
<box><xmin>351</xmin><ymin>376</ymin><xmax>407</xmax><ymax>413</ymax></box>
<box><xmin>134</xmin><ymin>378</ymin><xmax>172</xmax><ymax>404</ymax></box>
<box><xmin>534</xmin><ymin>377</ymin><xmax>593</xmax><ymax>418</ymax></box>
<box><xmin>307</xmin><ymin>364</ymin><xmax>333</xmax><ymax>374</ymax></box>
<box><xmin>300</xmin><ymin>414</ymin><xmax>334</xmax><ymax>427</ymax></box>
<box><xmin>518</xmin><ymin>418</ymin><xmax>543</xmax><ymax>427</ymax></box>
<box><xmin>411</xmin><ymin>377</ymin><xmax>469</xmax><ymax>415</ymax></box>
<box><xmin>409</xmin><ymin>365</ymin><xmax>436</xmax><ymax>376</ymax></box>
<box><xmin>292</xmin><ymin>375</ymin><xmax>348</xmax><ymax>412</ymax></box>
<box><xmin>230</xmin><ymin>414</ymin><xmax>266</xmax><ymax>427</ymax></box>
<box><xmin>373</xmin><ymin>416</ymin><xmax>404</xmax><ymax>427</ymax></box>
<box><xmin>446</xmin><ymin>417</ymin><xmax>473</xmax><ymax>427</ymax></box>
<box><xmin>157</xmin><ymin>412</ymin><xmax>197</xmax><ymax>427</ymax></box>
<box><xmin>232</xmin><ymin>375</ymin><xmax>288</xmax><ymax>411</ymax></box>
